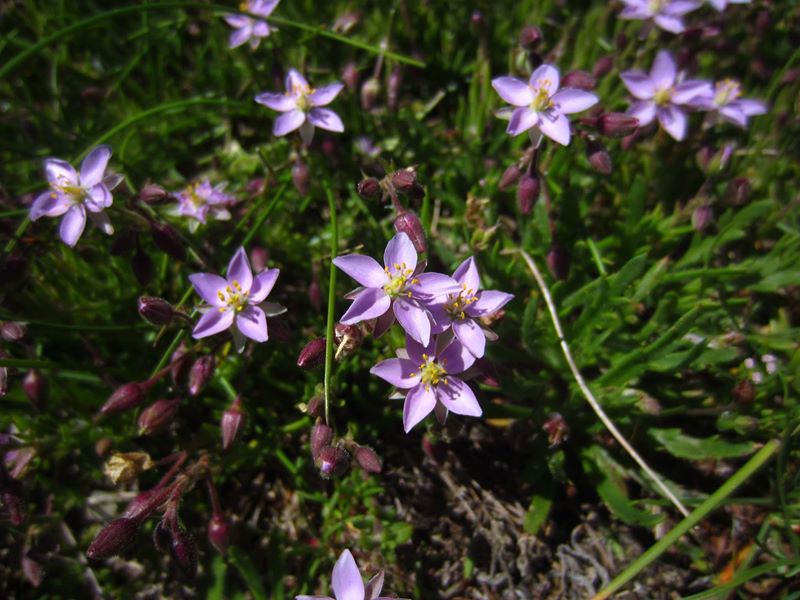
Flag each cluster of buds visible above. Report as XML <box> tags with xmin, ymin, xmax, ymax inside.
<box><xmin>309</xmin><ymin>421</ymin><xmax>383</xmax><ymax>479</ymax></box>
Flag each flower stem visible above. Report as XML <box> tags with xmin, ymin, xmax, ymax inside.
<box><xmin>323</xmin><ymin>183</ymin><xmax>338</xmax><ymax>426</ymax></box>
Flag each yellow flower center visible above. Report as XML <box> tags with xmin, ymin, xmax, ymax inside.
<box><xmin>409</xmin><ymin>354</ymin><xmax>448</xmax><ymax>391</ymax></box>
<box><xmin>653</xmin><ymin>87</ymin><xmax>672</xmax><ymax>106</ymax></box>
<box><xmin>185</xmin><ymin>182</ymin><xmax>204</xmax><ymax>207</ymax></box>
<box><xmin>648</xmin><ymin>0</ymin><xmax>665</xmax><ymax>12</ymax></box>
<box><xmin>52</xmin><ymin>176</ymin><xmax>86</xmax><ymax>204</ymax></box>
<box><xmin>530</xmin><ymin>80</ymin><xmax>554</xmax><ymax>112</ymax></box>
<box><xmin>714</xmin><ymin>79</ymin><xmax>741</xmax><ymax>106</ymax></box>
<box><xmin>444</xmin><ymin>284</ymin><xmax>479</xmax><ymax>320</ymax></box>
<box><xmin>217</xmin><ymin>280</ymin><xmax>249</xmax><ymax>312</ymax></box>
<box><xmin>383</xmin><ymin>263</ymin><xmax>418</xmax><ymax>298</ymax></box>
<box><xmin>238</xmin><ymin>1</ymin><xmax>250</xmax><ymax>11</ymax></box>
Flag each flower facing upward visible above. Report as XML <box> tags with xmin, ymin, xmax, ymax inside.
<box><xmin>491</xmin><ymin>64</ymin><xmax>599</xmax><ymax>145</ymax></box>
<box><xmin>621</xmin><ymin>50</ymin><xmax>712</xmax><ymax>141</ymax></box>
<box><xmin>618</xmin><ymin>0</ymin><xmax>701</xmax><ymax>33</ymax></box>
<box><xmin>189</xmin><ymin>247</ymin><xmax>286</xmax><ymax>353</ymax></box>
<box><xmin>255</xmin><ymin>69</ymin><xmax>344</xmax><ymax>145</ymax></box>
<box><xmin>224</xmin><ymin>0</ymin><xmax>279</xmax><ymax>50</ymax></box>
<box><xmin>371</xmin><ymin>335</ymin><xmax>482</xmax><ymax>433</ymax></box>
<box><xmin>688</xmin><ymin>79</ymin><xmax>767</xmax><ymax>128</ymax></box>
<box><xmin>429</xmin><ymin>257</ymin><xmax>514</xmax><ymax>359</ymax></box>
<box><xmin>29</xmin><ymin>145</ymin><xmax>117</xmax><ymax>247</ymax></box>
<box><xmin>333</xmin><ymin>233</ymin><xmax>460</xmax><ymax>346</ymax></box>
<box><xmin>295</xmin><ymin>549</ymin><xmax>393</xmax><ymax>600</ymax></box>
<box><xmin>171</xmin><ymin>179</ymin><xmax>237</xmax><ymax>231</ymax></box>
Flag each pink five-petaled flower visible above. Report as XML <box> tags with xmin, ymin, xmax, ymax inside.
<box><xmin>333</xmin><ymin>232</ymin><xmax>459</xmax><ymax>346</ymax></box>
<box><xmin>171</xmin><ymin>179</ymin><xmax>237</xmax><ymax>232</ymax></box>
<box><xmin>491</xmin><ymin>64</ymin><xmax>599</xmax><ymax>146</ymax></box>
<box><xmin>224</xmin><ymin>0</ymin><xmax>279</xmax><ymax>50</ymax></box>
<box><xmin>296</xmin><ymin>549</ymin><xmax>393</xmax><ymax>600</ymax></box>
<box><xmin>255</xmin><ymin>69</ymin><xmax>344</xmax><ymax>146</ymax></box>
<box><xmin>688</xmin><ymin>79</ymin><xmax>767</xmax><ymax>128</ymax></box>
<box><xmin>619</xmin><ymin>0</ymin><xmax>701</xmax><ymax>33</ymax></box>
<box><xmin>371</xmin><ymin>335</ymin><xmax>482</xmax><ymax>433</ymax></box>
<box><xmin>621</xmin><ymin>50</ymin><xmax>712</xmax><ymax>141</ymax></box>
<box><xmin>29</xmin><ymin>145</ymin><xmax>118</xmax><ymax>247</ymax></box>
<box><xmin>429</xmin><ymin>257</ymin><xmax>514</xmax><ymax>359</ymax></box>
<box><xmin>189</xmin><ymin>247</ymin><xmax>286</xmax><ymax>353</ymax></box>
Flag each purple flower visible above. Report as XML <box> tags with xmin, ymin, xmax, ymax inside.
<box><xmin>621</xmin><ymin>50</ymin><xmax>712</xmax><ymax>141</ymax></box>
<box><xmin>296</xmin><ymin>549</ymin><xmax>393</xmax><ymax>600</ymax></box>
<box><xmin>429</xmin><ymin>257</ymin><xmax>514</xmax><ymax>359</ymax></box>
<box><xmin>255</xmin><ymin>69</ymin><xmax>344</xmax><ymax>145</ymax></box>
<box><xmin>371</xmin><ymin>335</ymin><xmax>482</xmax><ymax>432</ymax></box>
<box><xmin>224</xmin><ymin>0</ymin><xmax>279</xmax><ymax>50</ymax></box>
<box><xmin>29</xmin><ymin>145</ymin><xmax>118</xmax><ymax>247</ymax></box>
<box><xmin>189</xmin><ymin>247</ymin><xmax>285</xmax><ymax>353</ymax></box>
<box><xmin>688</xmin><ymin>79</ymin><xmax>767</xmax><ymax>128</ymax></box>
<box><xmin>171</xmin><ymin>179</ymin><xmax>237</xmax><ymax>231</ymax></box>
<box><xmin>333</xmin><ymin>232</ymin><xmax>459</xmax><ymax>346</ymax></box>
<box><xmin>491</xmin><ymin>64</ymin><xmax>598</xmax><ymax>145</ymax></box>
<box><xmin>708</xmin><ymin>0</ymin><xmax>749</xmax><ymax>11</ymax></box>
<box><xmin>619</xmin><ymin>0</ymin><xmax>701</xmax><ymax>33</ymax></box>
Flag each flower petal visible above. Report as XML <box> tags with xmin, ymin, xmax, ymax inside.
<box><xmin>365</xmin><ymin>570</ymin><xmax>385</xmax><ymax>600</ymax></box>
<box><xmin>44</xmin><ymin>158</ymin><xmax>77</xmax><ymax>187</ymax></box>
<box><xmin>226</xmin><ymin>247</ymin><xmax>254</xmax><ymax>291</ymax></box>
<box><xmin>372</xmin><ymin>309</ymin><xmax>396</xmax><ymax>339</ymax></box>
<box><xmin>672</xmin><ymin>80</ymin><xmax>713</xmax><ymax>105</ymax></box>
<box><xmin>409</xmin><ymin>273</ymin><xmax>461</xmax><ymax>300</ymax></box>
<box><xmin>236</xmin><ymin>305</ymin><xmax>268</xmax><ymax>342</ymax></box>
<box><xmin>491</xmin><ymin>77</ymin><xmax>533</xmax><ymax>107</ymax></box>
<box><xmin>506</xmin><ymin>107</ymin><xmax>539</xmax><ymax>136</ymax></box>
<box><xmin>538</xmin><ymin>111</ymin><xmax>571</xmax><ymax>146</ymax></box>
<box><xmin>650</xmin><ymin>50</ymin><xmax>677</xmax><ymax>89</ymax></box>
<box><xmin>393</xmin><ymin>298</ymin><xmax>431</xmax><ymax>346</ymax></box>
<box><xmin>467</xmin><ymin>290</ymin><xmax>514</xmax><ymax>317</ymax></box>
<box><xmin>719</xmin><ymin>106</ymin><xmax>748</xmax><ymax>127</ymax></box>
<box><xmin>308</xmin><ymin>83</ymin><xmax>344</xmax><ymax>107</ymax></box>
<box><xmin>254</xmin><ymin>0</ymin><xmax>280</xmax><ymax>16</ymax></box>
<box><xmin>551</xmin><ymin>88</ymin><xmax>598</xmax><ymax>114</ymax></box>
<box><xmin>405</xmin><ymin>334</ymin><xmax>436</xmax><ymax>365</ymax></box>
<box><xmin>403</xmin><ymin>385</ymin><xmax>437</xmax><ymax>432</ymax></box>
<box><xmin>250</xmin><ymin>268</ymin><xmax>279</xmax><ymax>303</ymax></box>
<box><xmin>59</xmin><ymin>204</ymin><xmax>86</xmax><ymax>247</ymax></box>
<box><xmin>653</xmin><ymin>14</ymin><xmax>685</xmax><ymax>33</ymax></box>
<box><xmin>333</xmin><ymin>254</ymin><xmax>387</xmax><ymax>288</ymax></box>
<box><xmin>370</xmin><ymin>358</ymin><xmax>421</xmax><ymax>389</ymax></box>
<box><xmin>224</xmin><ymin>14</ymin><xmax>248</xmax><ymax>27</ymax></box>
<box><xmin>88</xmin><ymin>210</ymin><xmax>114</xmax><ymax>236</ymax></box>
<box><xmin>273</xmin><ymin>109</ymin><xmax>306</xmax><ymax>136</ymax></box>
<box><xmin>340</xmin><ymin>287</ymin><xmax>391</xmax><ymax>325</ymax></box>
<box><xmin>299</xmin><ymin>120</ymin><xmax>315</xmax><ymax>146</ymax></box>
<box><xmin>229</xmin><ymin>25</ymin><xmax>253</xmax><ymax>49</ymax></box>
<box><xmin>29</xmin><ymin>191</ymin><xmax>70</xmax><ymax>220</ymax></box>
<box><xmin>529</xmin><ymin>64</ymin><xmax>560</xmax><ymax>95</ymax></box>
<box><xmin>735</xmin><ymin>99</ymin><xmax>767</xmax><ymax>116</ymax></box>
<box><xmin>658</xmin><ymin>105</ymin><xmax>688</xmax><ymax>141</ymax></box>
<box><xmin>627</xmin><ymin>100</ymin><xmax>656</xmax><ymax>126</ymax></box>
<box><xmin>384</xmin><ymin>232</ymin><xmax>417</xmax><ymax>273</ymax></box>
<box><xmin>285</xmin><ymin>69</ymin><xmax>309</xmax><ymax>93</ymax></box>
<box><xmin>663</xmin><ymin>0</ymin><xmax>701</xmax><ymax>16</ymax></box>
<box><xmin>436</xmin><ymin>377</ymin><xmax>482</xmax><ymax>417</ymax></box>
<box><xmin>79</xmin><ymin>145</ymin><xmax>112</xmax><ymax>187</ymax></box>
<box><xmin>255</xmin><ymin>91</ymin><xmax>297</xmax><ymax>112</ymax></box>
<box><xmin>307</xmin><ymin>108</ymin><xmax>344</xmax><ymax>132</ymax></box>
<box><xmin>452</xmin><ymin>256</ymin><xmax>481</xmax><ymax>292</ymax></box>
<box><xmin>620</xmin><ymin>71</ymin><xmax>655</xmax><ymax>100</ymax></box>
<box><xmin>438</xmin><ymin>338</ymin><xmax>476</xmax><ymax>374</ymax></box>
<box><xmin>189</xmin><ymin>273</ymin><xmax>228</xmax><ymax>306</ymax></box>
<box><xmin>331</xmin><ymin>550</ymin><xmax>364</xmax><ymax>600</ymax></box>
<box><xmin>428</xmin><ymin>303</ymin><xmax>453</xmax><ymax>334</ymax></box>
<box><xmin>251</xmin><ymin>20</ymin><xmax>271</xmax><ymax>37</ymax></box>
<box><xmin>261</xmin><ymin>301</ymin><xmax>287</xmax><ymax>317</ymax></box>
<box><xmin>453</xmin><ymin>319</ymin><xmax>486</xmax><ymax>359</ymax></box>
<box><xmin>192</xmin><ymin>309</ymin><xmax>234</xmax><ymax>339</ymax></box>
<box><xmin>85</xmin><ymin>184</ymin><xmax>112</xmax><ymax>212</ymax></box>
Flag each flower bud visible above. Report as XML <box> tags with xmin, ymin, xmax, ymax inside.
<box><xmin>498</xmin><ymin>163</ymin><xmax>522</xmax><ymax>191</ymax></box>
<box><xmin>23</xmin><ymin>369</ymin><xmax>47</xmax><ymax>408</ymax></box>
<box><xmin>170</xmin><ymin>526</ymin><xmax>198</xmax><ymax>580</ymax></box>
<box><xmin>138</xmin><ymin>398</ymin><xmax>180</xmax><ymax>434</ymax></box>
<box><xmin>306</xmin><ymin>395</ymin><xmax>323</xmax><ymax>417</ymax></box>
<box><xmin>517</xmin><ymin>173</ymin><xmax>540</xmax><ymax>215</ymax></box>
<box><xmin>150</xmin><ymin>223</ymin><xmax>186</xmax><ymax>262</ymax></box>
<box><xmin>725</xmin><ymin>177</ymin><xmax>750</xmax><ymax>206</ymax></box>
<box><xmin>297</xmin><ymin>338</ymin><xmax>326</xmax><ymax>370</ymax></box>
<box><xmin>357</xmin><ymin>177</ymin><xmax>381</xmax><ymax>200</ymax></box>
<box><xmin>249</xmin><ymin>246</ymin><xmax>268</xmax><ymax>274</ymax></box>
<box><xmin>188</xmin><ymin>355</ymin><xmax>215</xmax><ymax>397</ymax></box>
<box><xmin>86</xmin><ymin>518</ymin><xmax>140</xmax><ymax>560</ymax></box>
<box><xmin>137</xmin><ymin>296</ymin><xmax>175</xmax><ymax>326</ymax></box>
<box><xmin>342</xmin><ymin>62</ymin><xmax>360</xmax><ymax>92</ymax></box>
<box><xmin>546</xmin><ymin>244</ymin><xmax>571</xmax><ymax>280</ymax></box>
<box><xmin>543</xmin><ymin>412</ymin><xmax>569</xmax><ymax>446</ymax></box>
<box><xmin>692</xmin><ymin>204</ymin><xmax>713</xmax><ymax>233</ymax></box>
<box><xmin>334</xmin><ymin>323</ymin><xmax>362</xmax><ymax>360</ymax></box>
<box><xmin>0</xmin><ymin>321</ymin><xmax>26</xmax><ymax>342</ymax></box>
<box><xmin>208</xmin><ymin>513</ymin><xmax>230</xmax><ymax>555</ymax></box>
<box><xmin>246</xmin><ymin>177</ymin><xmax>266</xmax><ymax>196</ymax></box>
<box><xmin>291</xmin><ymin>161</ymin><xmax>310</xmax><ymax>197</ymax></box>
<box><xmin>354</xmin><ymin>446</ymin><xmax>382</xmax><ymax>473</ymax></box>
<box><xmin>131</xmin><ymin>248</ymin><xmax>154</xmax><ymax>287</ymax></box>
<box><xmin>170</xmin><ymin>343</ymin><xmax>190</xmax><ymax>386</ymax></box>
<box><xmin>597</xmin><ymin>112</ymin><xmax>639</xmax><ymax>138</ymax></box>
<box><xmin>316</xmin><ymin>446</ymin><xmax>350</xmax><ymax>479</ymax></box>
<box><xmin>310</xmin><ymin>422</ymin><xmax>333</xmax><ymax>461</ymax></box>
<box><xmin>100</xmin><ymin>382</ymin><xmax>147</xmax><ymax>415</ymax></box>
<box><xmin>138</xmin><ymin>183</ymin><xmax>170</xmax><ymax>205</ymax></box>
<box><xmin>592</xmin><ymin>54</ymin><xmax>615</xmax><ymax>79</ymax></box>
<box><xmin>562</xmin><ymin>70</ymin><xmax>596</xmax><ymax>90</ymax></box>
<box><xmin>391</xmin><ymin>169</ymin><xmax>417</xmax><ymax>193</ymax></box>
<box><xmin>221</xmin><ymin>396</ymin><xmax>244</xmax><ymax>451</ymax></box>
<box><xmin>388</xmin><ymin>67</ymin><xmax>402</xmax><ymax>111</ymax></box>
<box><xmin>586</xmin><ymin>140</ymin><xmax>612</xmax><ymax>175</ymax></box>
<box><xmin>393</xmin><ymin>211</ymin><xmax>427</xmax><ymax>253</ymax></box>
<box><xmin>518</xmin><ymin>25</ymin><xmax>542</xmax><ymax>50</ymax></box>
<box><xmin>361</xmin><ymin>77</ymin><xmax>381</xmax><ymax>111</ymax></box>
<box><xmin>121</xmin><ymin>486</ymin><xmax>172</xmax><ymax>520</ymax></box>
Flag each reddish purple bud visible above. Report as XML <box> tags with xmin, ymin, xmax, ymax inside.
<box><xmin>597</xmin><ymin>113</ymin><xmax>639</xmax><ymax>138</ymax></box>
<box><xmin>592</xmin><ymin>54</ymin><xmax>615</xmax><ymax>79</ymax></box>
<box><xmin>388</xmin><ymin>67</ymin><xmax>402</xmax><ymax>111</ymax></box>
<box><xmin>169</xmin><ymin>527</ymin><xmax>198</xmax><ymax>580</ymax></box>
<box><xmin>1</xmin><ymin>322</ymin><xmax>26</xmax><ymax>342</ymax></box>
<box><xmin>546</xmin><ymin>245</ymin><xmax>571</xmax><ymax>281</ymax></box>
<box><xmin>100</xmin><ymin>382</ymin><xmax>147</xmax><ymax>415</ymax></box>
<box><xmin>394</xmin><ymin>211</ymin><xmax>427</xmax><ymax>253</ymax></box>
<box><xmin>121</xmin><ymin>486</ymin><xmax>172</xmax><ymax>521</ymax></box>
<box><xmin>733</xmin><ymin>379</ymin><xmax>756</xmax><ymax>407</ymax></box>
<box><xmin>250</xmin><ymin>246</ymin><xmax>269</xmax><ymax>274</ymax></box>
<box><xmin>86</xmin><ymin>518</ymin><xmax>139</xmax><ymax>560</ymax></box>
<box><xmin>131</xmin><ymin>248</ymin><xmax>154</xmax><ymax>287</ymax></box>
<box><xmin>562</xmin><ymin>70</ymin><xmax>596</xmax><ymax>90</ymax></box>
<box><xmin>543</xmin><ymin>412</ymin><xmax>569</xmax><ymax>446</ymax></box>
<box><xmin>188</xmin><ymin>355</ymin><xmax>215</xmax><ymax>397</ymax></box>
<box><xmin>306</xmin><ymin>395</ymin><xmax>324</xmax><ymax>417</ymax></box>
<box><xmin>498</xmin><ymin>163</ymin><xmax>522</xmax><ymax>191</ymax></box>
<box><xmin>137</xmin><ymin>296</ymin><xmax>175</xmax><ymax>326</ymax></box>
<box><xmin>291</xmin><ymin>161</ymin><xmax>310</xmax><ymax>197</ymax></box>
<box><xmin>357</xmin><ymin>177</ymin><xmax>381</xmax><ymax>200</ymax></box>
<box><xmin>316</xmin><ymin>446</ymin><xmax>350</xmax><ymax>479</ymax></box>
<box><xmin>725</xmin><ymin>177</ymin><xmax>750</xmax><ymax>206</ymax></box>
<box><xmin>138</xmin><ymin>183</ymin><xmax>170</xmax><ymax>205</ymax></box>
<box><xmin>138</xmin><ymin>398</ymin><xmax>180</xmax><ymax>434</ymax></box>
<box><xmin>361</xmin><ymin>77</ymin><xmax>381</xmax><ymax>110</ymax></box>
<box><xmin>692</xmin><ymin>204</ymin><xmax>713</xmax><ymax>233</ymax></box>
<box><xmin>517</xmin><ymin>173</ymin><xmax>540</xmax><ymax>215</ymax></box>
<box><xmin>207</xmin><ymin>513</ymin><xmax>230</xmax><ymax>555</ymax></box>
<box><xmin>21</xmin><ymin>551</ymin><xmax>43</xmax><ymax>587</ymax></box>
<box><xmin>23</xmin><ymin>369</ymin><xmax>48</xmax><ymax>408</ymax></box>
<box><xmin>246</xmin><ymin>177</ymin><xmax>266</xmax><ymax>196</ymax></box>
<box><xmin>308</xmin><ymin>278</ymin><xmax>322</xmax><ymax>312</ymax></box>
<box><xmin>310</xmin><ymin>423</ymin><xmax>333</xmax><ymax>461</ymax></box>
<box><xmin>151</xmin><ymin>223</ymin><xmax>186</xmax><ymax>262</ymax></box>
<box><xmin>518</xmin><ymin>25</ymin><xmax>542</xmax><ymax>50</ymax></box>
<box><xmin>170</xmin><ymin>343</ymin><xmax>190</xmax><ymax>386</ymax></box>
<box><xmin>221</xmin><ymin>396</ymin><xmax>245</xmax><ymax>451</ymax></box>
<box><xmin>342</xmin><ymin>62</ymin><xmax>360</xmax><ymax>92</ymax></box>
<box><xmin>354</xmin><ymin>446</ymin><xmax>382</xmax><ymax>473</ymax></box>
<box><xmin>391</xmin><ymin>169</ymin><xmax>417</xmax><ymax>193</ymax></box>
<box><xmin>297</xmin><ymin>338</ymin><xmax>326</xmax><ymax>370</ymax></box>
<box><xmin>586</xmin><ymin>141</ymin><xmax>612</xmax><ymax>175</ymax></box>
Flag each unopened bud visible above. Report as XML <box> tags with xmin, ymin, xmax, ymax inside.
<box><xmin>138</xmin><ymin>398</ymin><xmax>180</xmax><ymax>434</ymax></box>
<box><xmin>562</xmin><ymin>70</ymin><xmax>596</xmax><ymax>90</ymax></box>
<box><xmin>498</xmin><ymin>163</ymin><xmax>522</xmax><ymax>191</ymax></box>
<box><xmin>86</xmin><ymin>518</ymin><xmax>139</xmax><ymax>560</ymax></box>
<box><xmin>100</xmin><ymin>382</ymin><xmax>147</xmax><ymax>415</ymax></box>
<box><xmin>586</xmin><ymin>140</ymin><xmax>612</xmax><ymax>175</ymax></box>
<box><xmin>517</xmin><ymin>173</ymin><xmax>540</xmax><ymax>215</ymax></box>
<box><xmin>310</xmin><ymin>423</ymin><xmax>333</xmax><ymax>461</ymax></box>
<box><xmin>316</xmin><ymin>446</ymin><xmax>350</xmax><ymax>479</ymax></box>
<box><xmin>23</xmin><ymin>370</ymin><xmax>47</xmax><ymax>408</ymax></box>
<box><xmin>188</xmin><ymin>355</ymin><xmax>215</xmax><ymax>397</ymax></box>
<box><xmin>297</xmin><ymin>338</ymin><xmax>326</xmax><ymax>370</ymax></box>
<box><xmin>170</xmin><ymin>527</ymin><xmax>198</xmax><ymax>580</ymax></box>
<box><xmin>543</xmin><ymin>412</ymin><xmax>569</xmax><ymax>446</ymax></box>
<box><xmin>1</xmin><ymin>322</ymin><xmax>26</xmax><ymax>342</ymax></box>
<box><xmin>597</xmin><ymin>112</ymin><xmax>639</xmax><ymax>138</ymax></box>
<box><xmin>391</xmin><ymin>169</ymin><xmax>417</xmax><ymax>193</ymax></box>
<box><xmin>131</xmin><ymin>248</ymin><xmax>154</xmax><ymax>287</ymax></box>
<box><xmin>151</xmin><ymin>223</ymin><xmax>186</xmax><ymax>262</ymax></box>
<box><xmin>725</xmin><ymin>177</ymin><xmax>750</xmax><ymax>206</ymax></box>
<box><xmin>354</xmin><ymin>446</ymin><xmax>382</xmax><ymax>473</ymax></box>
<box><xmin>361</xmin><ymin>77</ymin><xmax>381</xmax><ymax>111</ymax></box>
<box><xmin>246</xmin><ymin>177</ymin><xmax>266</xmax><ymax>196</ymax></box>
<box><xmin>692</xmin><ymin>204</ymin><xmax>713</xmax><ymax>233</ymax></box>
<box><xmin>342</xmin><ymin>62</ymin><xmax>360</xmax><ymax>91</ymax></box>
<box><xmin>121</xmin><ymin>486</ymin><xmax>172</xmax><ymax>520</ymax></box>
<box><xmin>137</xmin><ymin>296</ymin><xmax>175</xmax><ymax>326</ymax></box>
<box><xmin>170</xmin><ymin>343</ymin><xmax>190</xmax><ymax>386</ymax></box>
<box><xmin>546</xmin><ymin>244</ymin><xmax>571</xmax><ymax>280</ymax></box>
<box><xmin>250</xmin><ymin>246</ymin><xmax>268</xmax><ymax>274</ymax></box>
<box><xmin>306</xmin><ymin>395</ymin><xmax>323</xmax><ymax>417</ymax></box>
<box><xmin>592</xmin><ymin>54</ymin><xmax>615</xmax><ymax>79</ymax></box>
<box><xmin>208</xmin><ymin>513</ymin><xmax>230</xmax><ymax>554</ymax></box>
<box><xmin>221</xmin><ymin>396</ymin><xmax>244</xmax><ymax>451</ymax></box>
<box><xmin>138</xmin><ymin>183</ymin><xmax>170</xmax><ymax>205</ymax></box>
<box><xmin>291</xmin><ymin>161</ymin><xmax>310</xmax><ymax>197</ymax></box>
<box><xmin>518</xmin><ymin>25</ymin><xmax>542</xmax><ymax>50</ymax></box>
<box><xmin>357</xmin><ymin>177</ymin><xmax>381</xmax><ymax>200</ymax></box>
<box><xmin>388</xmin><ymin>67</ymin><xmax>402</xmax><ymax>111</ymax></box>
<box><xmin>393</xmin><ymin>211</ymin><xmax>427</xmax><ymax>253</ymax></box>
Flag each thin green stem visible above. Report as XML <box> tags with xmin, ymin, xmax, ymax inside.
<box><xmin>217</xmin><ymin>375</ymin><xmax>238</xmax><ymax>402</ymax></box>
<box><xmin>323</xmin><ymin>184</ymin><xmax>338</xmax><ymax>426</ymax></box>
